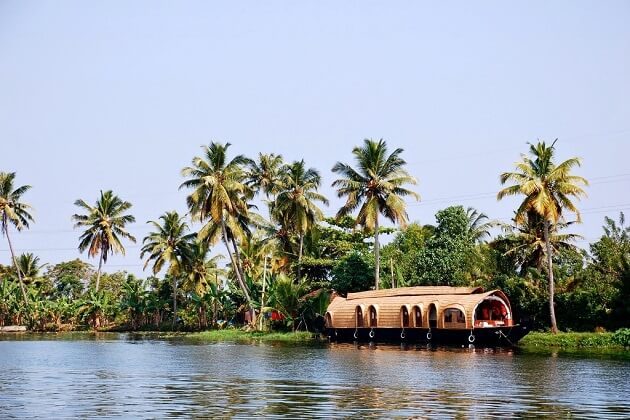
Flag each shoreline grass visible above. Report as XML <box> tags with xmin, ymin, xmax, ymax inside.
<box><xmin>519</xmin><ymin>331</ymin><xmax>629</xmax><ymax>350</ymax></box>
<box><xmin>186</xmin><ymin>329</ymin><xmax>319</xmax><ymax>343</ymax></box>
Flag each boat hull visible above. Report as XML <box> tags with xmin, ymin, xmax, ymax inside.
<box><xmin>326</xmin><ymin>325</ymin><xmax>529</xmax><ymax>347</ymax></box>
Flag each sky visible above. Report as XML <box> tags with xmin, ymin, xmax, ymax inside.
<box><xmin>0</xmin><ymin>1</ymin><xmax>629</xmax><ymax>277</ymax></box>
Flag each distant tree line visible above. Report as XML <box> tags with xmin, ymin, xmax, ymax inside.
<box><xmin>0</xmin><ymin>139</ymin><xmax>628</xmax><ymax>333</ymax></box>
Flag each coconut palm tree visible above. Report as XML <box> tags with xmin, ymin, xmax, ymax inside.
<box><xmin>274</xmin><ymin>160</ymin><xmax>329</xmax><ymax>280</ymax></box>
<box><xmin>246</xmin><ymin>153</ymin><xmax>285</xmax><ymax>199</ymax></box>
<box><xmin>466</xmin><ymin>207</ymin><xmax>497</xmax><ymax>244</ymax></box>
<box><xmin>15</xmin><ymin>253</ymin><xmax>46</xmax><ymax>287</ymax></box>
<box><xmin>498</xmin><ymin>140</ymin><xmax>587</xmax><ymax>333</ymax></box>
<box><xmin>332</xmin><ymin>139</ymin><xmax>419</xmax><ymax>289</ymax></box>
<box><xmin>181</xmin><ymin>240</ymin><xmax>224</xmax><ymax>296</ymax></box>
<box><xmin>72</xmin><ymin>190</ymin><xmax>136</xmax><ymax>292</ymax></box>
<box><xmin>0</xmin><ymin>172</ymin><xmax>34</xmax><ymax>304</ymax></box>
<box><xmin>180</xmin><ymin>142</ymin><xmax>255</xmax><ymax>306</ymax></box>
<box><xmin>141</xmin><ymin>211</ymin><xmax>194</xmax><ymax>328</ymax></box>
<box><xmin>494</xmin><ymin>212</ymin><xmax>582</xmax><ymax>275</ymax></box>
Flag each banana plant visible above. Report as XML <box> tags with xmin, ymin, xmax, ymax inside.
<box><xmin>76</xmin><ymin>289</ymin><xmax>114</xmax><ymax>329</ymax></box>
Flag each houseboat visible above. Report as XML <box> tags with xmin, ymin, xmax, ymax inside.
<box><xmin>325</xmin><ymin>286</ymin><xmax>529</xmax><ymax>346</ymax></box>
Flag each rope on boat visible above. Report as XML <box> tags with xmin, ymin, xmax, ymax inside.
<box><xmin>369</xmin><ymin>328</ymin><xmax>375</xmax><ymax>338</ymax></box>
<box><xmin>426</xmin><ymin>330</ymin><xmax>432</xmax><ymax>340</ymax></box>
<box><xmin>353</xmin><ymin>329</ymin><xmax>358</xmax><ymax>339</ymax></box>
<box><xmin>400</xmin><ymin>329</ymin><xmax>406</xmax><ymax>339</ymax></box>
<box><xmin>496</xmin><ymin>328</ymin><xmax>516</xmax><ymax>347</ymax></box>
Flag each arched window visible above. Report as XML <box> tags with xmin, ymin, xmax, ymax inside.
<box><xmin>413</xmin><ymin>306</ymin><xmax>422</xmax><ymax>328</ymax></box>
<box><xmin>428</xmin><ymin>304</ymin><xmax>438</xmax><ymax>329</ymax></box>
<box><xmin>368</xmin><ymin>305</ymin><xmax>378</xmax><ymax>327</ymax></box>
<box><xmin>355</xmin><ymin>306</ymin><xmax>364</xmax><ymax>328</ymax></box>
<box><xmin>443</xmin><ymin>308</ymin><xmax>466</xmax><ymax>328</ymax></box>
<box><xmin>400</xmin><ymin>306</ymin><xmax>410</xmax><ymax>328</ymax></box>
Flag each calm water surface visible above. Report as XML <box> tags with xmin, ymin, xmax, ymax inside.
<box><xmin>0</xmin><ymin>333</ymin><xmax>628</xmax><ymax>418</ymax></box>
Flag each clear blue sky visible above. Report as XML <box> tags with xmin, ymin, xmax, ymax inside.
<box><xmin>1</xmin><ymin>1</ymin><xmax>628</xmax><ymax>276</ymax></box>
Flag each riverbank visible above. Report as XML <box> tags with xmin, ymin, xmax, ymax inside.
<box><xmin>519</xmin><ymin>330</ymin><xmax>630</xmax><ymax>350</ymax></box>
<box><xmin>186</xmin><ymin>329</ymin><xmax>319</xmax><ymax>343</ymax></box>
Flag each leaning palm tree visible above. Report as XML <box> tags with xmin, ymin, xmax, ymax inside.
<box><xmin>274</xmin><ymin>160</ymin><xmax>329</xmax><ymax>280</ymax></box>
<box><xmin>498</xmin><ymin>140</ymin><xmax>587</xmax><ymax>333</ymax></box>
<box><xmin>332</xmin><ymin>139</ymin><xmax>419</xmax><ymax>289</ymax></box>
<box><xmin>141</xmin><ymin>211</ymin><xmax>194</xmax><ymax>327</ymax></box>
<box><xmin>0</xmin><ymin>172</ymin><xmax>34</xmax><ymax>304</ymax></box>
<box><xmin>180</xmin><ymin>142</ymin><xmax>255</xmax><ymax>306</ymax></box>
<box><xmin>72</xmin><ymin>190</ymin><xmax>136</xmax><ymax>292</ymax></box>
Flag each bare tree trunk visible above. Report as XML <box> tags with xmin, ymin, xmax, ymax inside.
<box><xmin>95</xmin><ymin>250</ymin><xmax>104</xmax><ymax>292</ymax></box>
<box><xmin>297</xmin><ymin>233</ymin><xmax>304</xmax><ymax>281</ymax></box>
<box><xmin>4</xmin><ymin>220</ymin><xmax>28</xmax><ymax>305</ymax></box>
<box><xmin>543</xmin><ymin>220</ymin><xmax>559</xmax><ymax>334</ymax></box>
<box><xmin>221</xmin><ymin>220</ymin><xmax>253</xmax><ymax>305</ymax></box>
<box><xmin>374</xmin><ymin>216</ymin><xmax>380</xmax><ymax>290</ymax></box>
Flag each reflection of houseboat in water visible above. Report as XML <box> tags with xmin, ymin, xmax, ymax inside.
<box><xmin>325</xmin><ymin>286</ymin><xmax>529</xmax><ymax>346</ymax></box>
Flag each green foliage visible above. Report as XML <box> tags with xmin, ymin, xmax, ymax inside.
<box><xmin>612</xmin><ymin>328</ymin><xmax>630</xmax><ymax>347</ymax></box>
<box><xmin>411</xmin><ymin>206</ymin><xmax>476</xmax><ymax>286</ymax></box>
<box><xmin>298</xmin><ymin>217</ymin><xmax>373</xmax><ymax>282</ymax></box>
<box><xmin>381</xmin><ymin>222</ymin><xmax>434</xmax><ymax>288</ymax></box>
<box><xmin>267</xmin><ymin>274</ymin><xmax>307</xmax><ymax>331</ymax></box>
<box><xmin>45</xmin><ymin>259</ymin><xmax>92</xmax><ymax>299</ymax></box>
<box><xmin>331</xmin><ymin>252</ymin><xmax>374</xmax><ymax>295</ymax></box>
<box><xmin>520</xmin><ymin>332</ymin><xmax>624</xmax><ymax>349</ymax></box>
<box><xmin>189</xmin><ymin>329</ymin><xmax>315</xmax><ymax>343</ymax></box>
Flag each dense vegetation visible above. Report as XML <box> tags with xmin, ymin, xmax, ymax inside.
<box><xmin>0</xmin><ymin>140</ymin><xmax>628</xmax><ymax>334</ymax></box>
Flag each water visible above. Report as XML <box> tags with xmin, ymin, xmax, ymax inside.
<box><xmin>0</xmin><ymin>334</ymin><xmax>628</xmax><ymax>418</ymax></box>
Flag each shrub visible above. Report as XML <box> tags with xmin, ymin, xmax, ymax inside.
<box><xmin>612</xmin><ymin>328</ymin><xmax>630</xmax><ymax>347</ymax></box>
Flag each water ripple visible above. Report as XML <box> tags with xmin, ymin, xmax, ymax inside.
<box><xmin>0</xmin><ymin>335</ymin><xmax>628</xmax><ymax>418</ymax></box>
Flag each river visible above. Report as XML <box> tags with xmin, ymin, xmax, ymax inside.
<box><xmin>0</xmin><ymin>333</ymin><xmax>628</xmax><ymax>418</ymax></box>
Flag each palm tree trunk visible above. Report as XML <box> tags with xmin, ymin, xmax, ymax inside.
<box><xmin>95</xmin><ymin>250</ymin><xmax>104</xmax><ymax>292</ymax></box>
<box><xmin>543</xmin><ymin>220</ymin><xmax>559</xmax><ymax>334</ymax></box>
<box><xmin>374</xmin><ymin>215</ymin><xmax>380</xmax><ymax>290</ymax></box>
<box><xmin>297</xmin><ymin>233</ymin><xmax>304</xmax><ymax>281</ymax></box>
<box><xmin>172</xmin><ymin>276</ymin><xmax>178</xmax><ymax>329</ymax></box>
<box><xmin>221</xmin><ymin>220</ymin><xmax>253</xmax><ymax>305</ymax></box>
<box><xmin>4</xmin><ymin>220</ymin><xmax>28</xmax><ymax>305</ymax></box>
<box><xmin>230</xmin><ymin>236</ymin><xmax>247</xmax><ymax>288</ymax></box>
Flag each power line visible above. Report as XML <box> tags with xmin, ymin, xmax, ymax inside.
<box><xmin>405</xmin><ymin>174</ymin><xmax>630</xmax><ymax>207</ymax></box>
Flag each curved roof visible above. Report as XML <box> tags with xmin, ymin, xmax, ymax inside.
<box><xmin>346</xmin><ymin>286</ymin><xmax>483</xmax><ymax>300</ymax></box>
<box><xmin>326</xmin><ymin>287</ymin><xmax>511</xmax><ymax>329</ymax></box>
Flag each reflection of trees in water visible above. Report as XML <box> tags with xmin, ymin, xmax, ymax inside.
<box><xmin>333</xmin><ymin>386</ymin><xmax>475</xmax><ymax>417</ymax></box>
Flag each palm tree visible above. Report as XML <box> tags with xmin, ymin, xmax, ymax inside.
<box><xmin>332</xmin><ymin>139</ymin><xmax>419</xmax><ymax>289</ymax></box>
<box><xmin>466</xmin><ymin>207</ymin><xmax>497</xmax><ymax>243</ymax></box>
<box><xmin>140</xmin><ymin>211</ymin><xmax>194</xmax><ymax>328</ymax></box>
<box><xmin>180</xmin><ymin>142</ymin><xmax>255</xmax><ymax>306</ymax></box>
<box><xmin>498</xmin><ymin>140</ymin><xmax>587</xmax><ymax>333</ymax></box>
<box><xmin>15</xmin><ymin>253</ymin><xmax>46</xmax><ymax>287</ymax></box>
<box><xmin>274</xmin><ymin>160</ymin><xmax>329</xmax><ymax>280</ymax></box>
<box><xmin>72</xmin><ymin>190</ymin><xmax>136</xmax><ymax>292</ymax></box>
<box><xmin>246</xmin><ymin>153</ymin><xmax>285</xmax><ymax>199</ymax></box>
<box><xmin>182</xmin><ymin>240</ymin><xmax>224</xmax><ymax>296</ymax></box>
<box><xmin>494</xmin><ymin>212</ymin><xmax>582</xmax><ymax>275</ymax></box>
<box><xmin>0</xmin><ymin>172</ymin><xmax>34</xmax><ymax>304</ymax></box>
